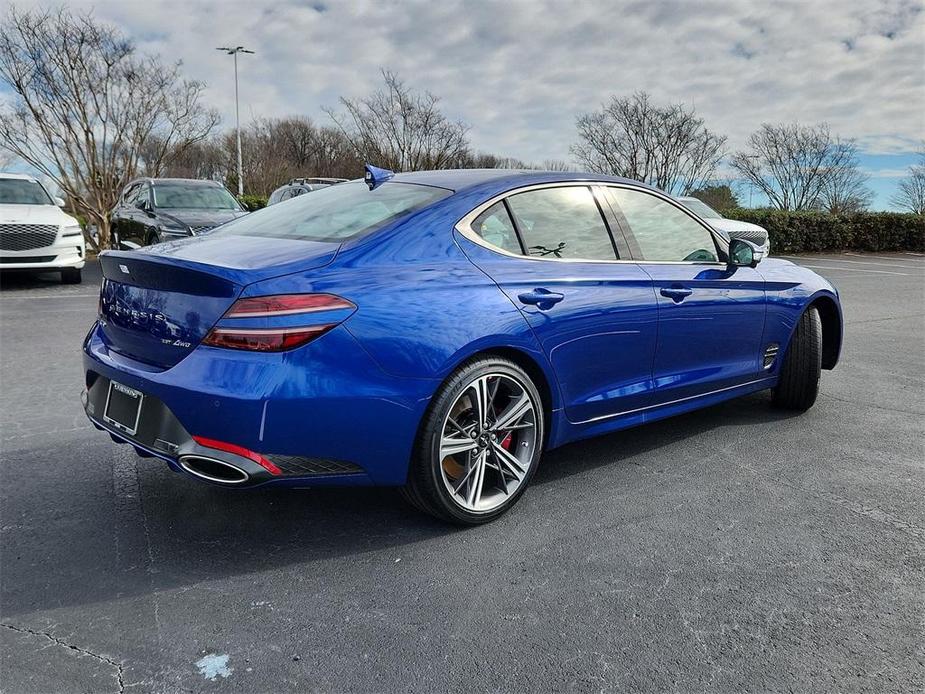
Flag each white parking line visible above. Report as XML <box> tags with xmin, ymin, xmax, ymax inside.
<box><xmin>0</xmin><ymin>293</ymin><xmax>98</xmax><ymax>300</ymax></box>
<box><xmin>785</xmin><ymin>256</ymin><xmax>923</xmax><ymax>269</ymax></box>
<box><xmin>795</xmin><ymin>263</ymin><xmax>910</xmax><ymax>276</ymax></box>
<box><xmin>843</xmin><ymin>252</ymin><xmax>925</xmax><ymax>264</ymax></box>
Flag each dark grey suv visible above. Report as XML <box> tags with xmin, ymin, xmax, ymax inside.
<box><xmin>111</xmin><ymin>178</ymin><xmax>247</xmax><ymax>249</ymax></box>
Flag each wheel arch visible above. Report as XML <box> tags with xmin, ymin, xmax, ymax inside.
<box><xmin>424</xmin><ymin>344</ymin><xmax>561</xmax><ymax>453</ymax></box>
<box><xmin>807</xmin><ymin>293</ymin><xmax>842</xmax><ymax>370</ymax></box>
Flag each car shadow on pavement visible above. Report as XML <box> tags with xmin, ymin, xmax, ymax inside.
<box><xmin>0</xmin><ymin>258</ymin><xmax>102</xmax><ymax>291</ymax></box>
<box><xmin>1</xmin><ymin>389</ymin><xmax>803</xmax><ymax>619</ymax></box>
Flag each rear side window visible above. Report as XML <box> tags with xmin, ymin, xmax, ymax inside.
<box><xmin>470</xmin><ymin>202</ymin><xmax>522</xmax><ymax>254</ymax></box>
<box><xmin>608</xmin><ymin>188</ymin><xmax>718</xmax><ymax>262</ymax></box>
<box><xmin>212</xmin><ymin>181</ymin><xmax>451</xmax><ymax>242</ymax></box>
<box><xmin>506</xmin><ymin>187</ymin><xmax>616</xmax><ymax>260</ymax></box>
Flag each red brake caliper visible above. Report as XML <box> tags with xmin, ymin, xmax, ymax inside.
<box><xmin>500</xmin><ymin>432</ymin><xmax>513</xmax><ymax>450</ymax></box>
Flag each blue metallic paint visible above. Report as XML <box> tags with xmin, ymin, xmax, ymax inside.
<box><xmin>83</xmin><ymin>170</ymin><xmax>842</xmax><ymax>489</ymax></box>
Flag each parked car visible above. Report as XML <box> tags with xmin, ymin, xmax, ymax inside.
<box><xmin>0</xmin><ymin>172</ymin><xmax>85</xmax><ymax>283</ymax></box>
<box><xmin>677</xmin><ymin>196</ymin><xmax>770</xmax><ymax>254</ymax></box>
<box><xmin>111</xmin><ymin>178</ymin><xmax>247</xmax><ymax>249</ymax></box>
<box><xmin>83</xmin><ymin>167</ymin><xmax>842</xmax><ymax>524</ymax></box>
<box><xmin>267</xmin><ymin>177</ymin><xmax>348</xmax><ymax>206</ymax></box>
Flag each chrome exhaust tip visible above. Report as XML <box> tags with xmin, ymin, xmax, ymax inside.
<box><xmin>179</xmin><ymin>455</ymin><xmax>250</xmax><ymax>485</ymax></box>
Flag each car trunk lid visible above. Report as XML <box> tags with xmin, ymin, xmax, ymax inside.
<box><xmin>98</xmin><ymin>237</ymin><xmax>339</xmax><ymax>368</ymax></box>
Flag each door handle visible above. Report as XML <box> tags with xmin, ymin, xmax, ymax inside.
<box><xmin>660</xmin><ymin>286</ymin><xmax>693</xmax><ymax>302</ymax></box>
<box><xmin>518</xmin><ymin>288</ymin><xmax>564</xmax><ymax>309</ymax></box>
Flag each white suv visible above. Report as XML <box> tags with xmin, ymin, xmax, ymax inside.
<box><xmin>0</xmin><ymin>173</ymin><xmax>86</xmax><ymax>283</ymax></box>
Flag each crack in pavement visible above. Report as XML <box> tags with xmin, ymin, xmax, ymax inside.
<box><xmin>1</xmin><ymin>622</ymin><xmax>125</xmax><ymax>693</ymax></box>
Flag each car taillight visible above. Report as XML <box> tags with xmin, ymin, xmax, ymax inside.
<box><xmin>225</xmin><ymin>293</ymin><xmax>354</xmax><ymax>318</ymax></box>
<box><xmin>202</xmin><ymin>325</ymin><xmax>335</xmax><ymax>352</ymax></box>
<box><xmin>202</xmin><ymin>293</ymin><xmax>355</xmax><ymax>352</ymax></box>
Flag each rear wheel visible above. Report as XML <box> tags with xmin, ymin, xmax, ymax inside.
<box><xmin>773</xmin><ymin>306</ymin><xmax>822</xmax><ymax>411</ymax></box>
<box><xmin>60</xmin><ymin>267</ymin><xmax>82</xmax><ymax>284</ymax></box>
<box><xmin>402</xmin><ymin>357</ymin><xmax>544</xmax><ymax>525</ymax></box>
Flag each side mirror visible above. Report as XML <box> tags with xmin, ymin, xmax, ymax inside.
<box><xmin>729</xmin><ymin>238</ymin><xmax>764</xmax><ymax>268</ymax></box>
<box><xmin>54</xmin><ymin>196</ymin><xmax>65</xmax><ymax>207</ymax></box>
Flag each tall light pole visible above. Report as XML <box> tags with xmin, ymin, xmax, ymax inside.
<box><xmin>216</xmin><ymin>46</ymin><xmax>254</xmax><ymax>197</ymax></box>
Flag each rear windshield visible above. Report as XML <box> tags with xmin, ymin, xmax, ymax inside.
<box><xmin>0</xmin><ymin>179</ymin><xmax>52</xmax><ymax>205</ymax></box>
<box><xmin>210</xmin><ymin>180</ymin><xmax>451</xmax><ymax>242</ymax></box>
<box><xmin>153</xmin><ymin>184</ymin><xmax>240</xmax><ymax>210</ymax></box>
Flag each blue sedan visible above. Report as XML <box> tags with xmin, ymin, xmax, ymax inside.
<box><xmin>83</xmin><ymin>167</ymin><xmax>843</xmax><ymax>524</ymax></box>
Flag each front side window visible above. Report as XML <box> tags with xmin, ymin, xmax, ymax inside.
<box><xmin>128</xmin><ymin>184</ymin><xmax>150</xmax><ymax>208</ymax></box>
<box><xmin>608</xmin><ymin>189</ymin><xmax>718</xmax><ymax>262</ymax></box>
<box><xmin>470</xmin><ymin>202</ymin><xmax>522</xmax><ymax>254</ymax></box>
<box><xmin>211</xmin><ymin>180</ymin><xmax>451</xmax><ymax>242</ymax></box>
<box><xmin>0</xmin><ymin>179</ymin><xmax>52</xmax><ymax>205</ymax></box>
<box><xmin>506</xmin><ymin>186</ymin><xmax>616</xmax><ymax>261</ymax></box>
<box><xmin>153</xmin><ymin>184</ymin><xmax>240</xmax><ymax>210</ymax></box>
<box><xmin>679</xmin><ymin>198</ymin><xmax>723</xmax><ymax>220</ymax></box>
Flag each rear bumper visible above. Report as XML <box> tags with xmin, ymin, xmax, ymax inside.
<box><xmin>1</xmin><ymin>239</ymin><xmax>86</xmax><ymax>270</ymax></box>
<box><xmin>82</xmin><ymin>321</ymin><xmax>438</xmax><ymax>486</ymax></box>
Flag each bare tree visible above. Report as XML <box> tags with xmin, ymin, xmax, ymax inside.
<box><xmin>0</xmin><ymin>6</ymin><xmax>218</xmax><ymax>249</ymax></box>
<box><xmin>730</xmin><ymin>123</ymin><xmax>863</xmax><ymax>212</ymax></box>
<box><xmin>816</xmin><ymin>142</ymin><xmax>873</xmax><ymax>213</ymax></box>
<box><xmin>326</xmin><ymin>70</ymin><xmax>470</xmax><ymax>171</ymax></box>
<box><xmin>570</xmin><ymin>92</ymin><xmax>726</xmax><ymax>195</ymax></box>
<box><xmin>891</xmin><ymin>151</ymin><xmax>925</xmax><ymax>214</ymax></box>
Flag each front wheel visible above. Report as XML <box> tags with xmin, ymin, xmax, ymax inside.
<box><xmin>773</xmin><ymin>306</ymin><xmax>822</xmax><ymax>411</ymax></box>
<box><xmin>402</xmin><ymin>357</ymin><xmax>544</xmax><ymax>525</ymax></box>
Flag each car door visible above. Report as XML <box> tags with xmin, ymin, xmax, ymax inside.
<box><xmin>602</xmin><ymin>186</ymin><xmax>767</xmax><ymax>403</ymax></box>
<box><xmin>456</xmin><ymin>184</ymin><xmax>659</xmax><ymax>424</ymax></box>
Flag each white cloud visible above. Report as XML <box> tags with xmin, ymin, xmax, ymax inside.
<box><xmin>15</xmin><ymin>0</ymin><xmax>925</xmax><ymax>163</ymax></box>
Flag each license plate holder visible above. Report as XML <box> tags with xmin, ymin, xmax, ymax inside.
<box><xmin>103</xmin><ymin>380</ymin><xmax>144</xmax><ymax>436</ymax></box>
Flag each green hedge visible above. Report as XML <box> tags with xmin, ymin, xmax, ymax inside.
<box><xmin>238</xmin><ymin>194</ymin><xmax>268</xmax><ymax>211</ymax></box>
<box><xmin>724</xmin><ymin>209</ymin><xmax>925</xmax><ymax>254</ymax></box>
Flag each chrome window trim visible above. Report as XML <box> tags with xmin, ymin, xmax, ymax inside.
<box><xmin>454</xmin><ymin>180</ymin><xmax>729</xmax><ymax>267</ymax></box>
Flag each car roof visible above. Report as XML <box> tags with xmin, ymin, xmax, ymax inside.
<box><xmin>126</xmin><ymin>177</ymin><xmax>225</xmax><ymax>187</ymax></box>
<box><xmin>0</xmin><ymin>172</ymin><xmax>39</xmax><ymax>181</ymax></box>
<box><xmin>389</xmin><ymin>168</ymin><xmax>647</xmax><ymax>193</ymax></box>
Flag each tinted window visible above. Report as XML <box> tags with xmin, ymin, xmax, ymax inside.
<box><xmin>153</xmin><ymin>184</ymin><xmax>240</xmax><ymax>210</ymax></box>
<box><xmin>211</xmin><ymin>180</ymin><xmax>451</xmax><ymax>242</ymax></box>
<box><xmin>506</xmin><ymin>187</ymin><xmax>615</xmax><ymax>260</ymax></box>
<box><xmin>470</xmin><ymin>202</ymin><xmax>522</xmax><ymax>254</ymax></box>
<box><xmin>679</xmin><ymin>198</ymin><xmax>722</xmax><ymax>220</ymax></box>
<box><xmin>609</xmin><ymin>189</ymin><xmax>718</xmax><ymax>262</ymax></box>
<box><xmin>127</xmin><ymin>184</ymin><xmax>149</xmax><ymax>208</ymax></box>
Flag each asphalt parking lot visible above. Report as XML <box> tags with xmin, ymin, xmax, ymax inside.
<box><xmin>1</xmin><ymin>253</ymin><xmax>923</xmax><ymax>693</ymax></box>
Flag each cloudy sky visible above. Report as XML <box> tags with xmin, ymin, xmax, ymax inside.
<box><xmin>13</xmin><ymin>0</ymin><xmax>925</xmax><ymax>208</ymax></box>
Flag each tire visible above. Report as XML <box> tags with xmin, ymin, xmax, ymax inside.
<box><xmin>402</xmin><ymin>357</ymin><xmax>545</xmax><ymax>525</ymax></box>
<box><xmin>60</xmin><ymin>267</ymin><xmax>82</xmax><ymax>284</ymax></box>
<box><xmin>773</xmin><ymin>306</ymin><xmax>822</xmax><ymax>411</ymax></box>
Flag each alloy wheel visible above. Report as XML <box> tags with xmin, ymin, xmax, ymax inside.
<box><xmin>438</xmin><ymin>372</ymin><xmax>538</xmax><ymax>513</ymax></box>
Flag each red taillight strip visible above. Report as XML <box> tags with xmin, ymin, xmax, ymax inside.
<box><xmin>202</xmin><ymin>324</ymin><xmax>334</xmax><ymax>352</ymax></box>
<box><xmin>225</xmin><ymin>294</ymin><xmax>355</xmax><ymax>318</ymax></box>
<box><xmin>192</xmin><ymin>435</ymin><xmax>282</xmax><ymax>475</ymax></box>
